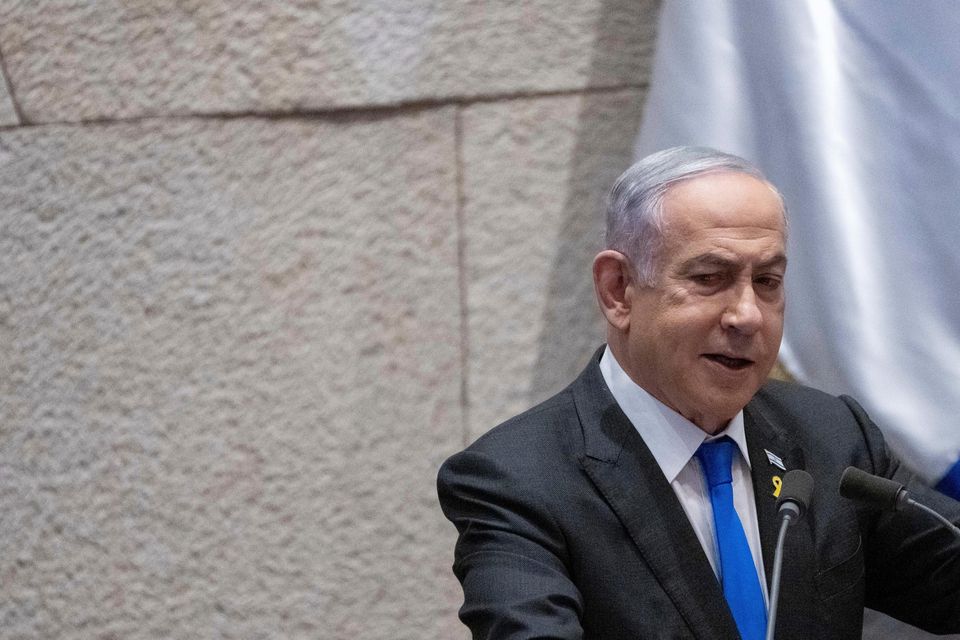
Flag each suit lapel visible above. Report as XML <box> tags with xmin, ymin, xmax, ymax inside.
<box><xmin>573</xmin><ymin>358</ymin><xmax>740</xmax><ymax>639</ymax></box>
<box><xmin>744</xmin><ymin>402</ymin><xmax>794</xmax><ymax>583</ymax></box>
<box><xmin>743</xmin><ymin>398</ymin><xmax>807</xmax><ymax>587</ymax></box>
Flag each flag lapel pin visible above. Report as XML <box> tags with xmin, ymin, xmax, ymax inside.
<box><xmin>765</xmin><ymin>449</ymin><xmax>786</xmax><ymax>471</ymax></box>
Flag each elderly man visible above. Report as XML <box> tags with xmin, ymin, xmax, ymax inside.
<box><xmin>437</xmin><ymin>147</ymin><xmax>960</xmax><ymax>639</ymax></box>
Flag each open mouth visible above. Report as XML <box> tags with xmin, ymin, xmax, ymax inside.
<box><xmin>704</xmin><ymin>354</ymin><xmax>754</xmax><ymax>370</ymax></box>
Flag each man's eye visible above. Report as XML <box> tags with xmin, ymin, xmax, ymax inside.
<box><xmin>691</xmin><ymin>273</ymin><xmax>722</xmax><ymax>285</ymax></box>
<box><xmin>755</xmin><ymin>275</ymin><xmax>783</xmax><ymax>290</ymax></box>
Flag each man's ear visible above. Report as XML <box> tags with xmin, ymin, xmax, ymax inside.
<box><xmin>593</xmin><ymin>250</ymin><xmax>634</xmax><ymax>330</ymax></box>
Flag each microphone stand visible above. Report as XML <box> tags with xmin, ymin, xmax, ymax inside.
<box><xmin>765</xmin><ymin>469</ymin><xmax>812</xmax><ymax>640</ymax></box>
<box><xmin>906</xmin><ymin>498</ymin><xmax>960</xmax><ymax>540</ymax></box>
<box><xmin>764</xmin><ymin>510</ymin><xmax>795</xmax><ymax>640</ymax></box>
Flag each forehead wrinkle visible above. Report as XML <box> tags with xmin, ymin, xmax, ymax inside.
<box><xmin>678</xmin><ymin>251</ymin><xmax>787</xmax><ymax>273</ymax></box>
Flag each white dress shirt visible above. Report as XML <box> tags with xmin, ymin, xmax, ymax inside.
<box><xmin>599</xmin><ymin>347</ymin><xmax>769</xmax><ymax>602</ymax></box>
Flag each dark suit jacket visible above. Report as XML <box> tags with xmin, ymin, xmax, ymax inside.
<box><xmin>437</xmin><ymin>350</ymin><xmax>960</xmax><ymax>639</ymax></box>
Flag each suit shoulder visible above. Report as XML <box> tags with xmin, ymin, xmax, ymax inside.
<box><xmin>436</xmin><ymin>383</ymin><xmax>584</xmax><ymax>521</ymax></box>
<box><xmin>752</xmin><ymin>379</ymin><xmax>873</xmax><ymax>439</ymax></box>
<box><xmin>438</xmin><ymin>383</ymin><xmax>584</xmax><ymax>489</ymax></box>
<box><xmin>467</xmin><ymin>385</ymin><xmax>579</xmax><ymax>455</ymax></box>
<box><xmin>438</xmin><ymin>350</ymin><xmax>608</xmax><ymax>494</ymax></box>
<box><xmin>756</xmin><ymin>378</ymin><xmax>841</xmax><ymax>406</ymax></box>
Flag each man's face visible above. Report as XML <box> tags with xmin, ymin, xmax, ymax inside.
<box><xmin>622</xmin><ymin>171</ymin><xmax>787</xmax><ymax>433</ymax></box>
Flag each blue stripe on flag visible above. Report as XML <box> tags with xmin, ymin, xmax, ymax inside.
<box><xmin>934</xmin><ymin>457</ymin><xmax>960</xmax><ymax>500</ymax></box>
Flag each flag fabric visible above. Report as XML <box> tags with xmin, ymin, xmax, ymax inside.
<box><xmin>636</xmin><ymin>0</ymin><xmax>960</xmax><ymax>497</ymax></box>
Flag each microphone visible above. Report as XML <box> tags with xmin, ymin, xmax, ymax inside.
<box><xmin>839</xmin><ymin>466</ymin><xmax>960</xmax><ymax>540</ymax></box>
<box><xmin>838</xmin><ymin>466</ymin><xmax>908</xmax><ymax>511</ymax></box>
<box><xmin>765</xmin><ymin>470</ymin><xmax>814</xmax><ymax>640</ymax></box>
<box><xmin>776</xmin><ymin>469</ymin><xmax>815</xmax><ymax>519</ymax></box>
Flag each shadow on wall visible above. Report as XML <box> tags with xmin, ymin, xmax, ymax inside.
<box><xmin>530</xmin><ymin>0</ymin><xmax>656</xmax><ymax>400</ymax></box>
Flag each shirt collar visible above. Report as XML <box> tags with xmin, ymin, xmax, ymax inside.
<box><xmin>599</xmin><ymin>346</ymin><xmax>752</xmax><ymax>482</ymax></box>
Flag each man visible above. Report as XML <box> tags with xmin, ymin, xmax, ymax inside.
<box><xmin>437</xmin><ymin>147</ymin><xmax>960</xmax><ymax>639</ymax></box>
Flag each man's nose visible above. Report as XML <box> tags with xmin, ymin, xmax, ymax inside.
<box><xmin>721</xmin><ymin>283</ymin><xmax>763</xmax><ymax>334</ymax></box>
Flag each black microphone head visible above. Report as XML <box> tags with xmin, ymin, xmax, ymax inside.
<box><xmin>776</xmin><ymin>469</ymin><xmax>814</xmax><ymax>519</ymax></box>
<box><xmin>839</xmin><ymin>466</ymin><xmax>906</xmax><ymax>511</ymax></box>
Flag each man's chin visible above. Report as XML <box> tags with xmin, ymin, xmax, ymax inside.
<box><xmin>691</xmin><ymin>387</ymin><xmax>758</xmax><ymax>426</ymax></box>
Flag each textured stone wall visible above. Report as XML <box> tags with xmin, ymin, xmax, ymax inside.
<box><xmin>0</xmin><ymin>2</ymin><xmax>658</xmax><ymax>638</ymax></box>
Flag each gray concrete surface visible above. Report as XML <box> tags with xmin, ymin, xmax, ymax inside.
<box><xmin>0</xmin><ymin>114</ymin><xmax>465</xmax><ymax>638</ymax></box>
<box><xmin>462</xmin><ymin>90</ymin><xmax>646</xmax><ymax>438</ymax></box>
<box><xmin>0</xmin><ymin>49</ymin><xmax>19</xmax><ymax>126</ymax></box>
<box><xmin>0</xmin><ymin>1</ymin><xmax>655</xmax><ymax>123</ymax></box>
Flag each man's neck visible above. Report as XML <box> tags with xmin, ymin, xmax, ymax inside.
<box><xmin>605</xmin><ymin>335</ymin><xmax>731</xmax><ymax>434</ymax></box>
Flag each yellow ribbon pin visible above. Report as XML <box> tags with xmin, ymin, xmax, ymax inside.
<box><xmin>772</xmin><ymin>475</ymin><xmax>782</xmax><ymax>498</ymax></box>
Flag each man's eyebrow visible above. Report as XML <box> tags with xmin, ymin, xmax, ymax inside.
<box><xmin>757</xmin><ymin>254</ymin><xmax>788</xmax><ymax>270</ymax></box>
<box><xmin>679</xmin><ymin>254</ymin><xmax>736</xmax><ymax>270</ymax></box>
<box><xmin>678</xmin><ymin>253</ymin><xmax>788</xmax><ymax>271</ymax></box>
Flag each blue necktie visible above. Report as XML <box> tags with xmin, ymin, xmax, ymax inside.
<box><xmin>696</xmin><ymin>438</ymin><xmax>767</xmax><ymax>640</ymax></box>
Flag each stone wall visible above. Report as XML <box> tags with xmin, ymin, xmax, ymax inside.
<box><xmin>0</xmin><ymin>2</ymin><xmax>658</xmax><ymax>638</ymax></box>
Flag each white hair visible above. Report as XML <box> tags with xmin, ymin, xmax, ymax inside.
<box><xmin>605</xmin><ymin>146</ymin><xmax>787</xmax><ymax>285</ymax></box>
